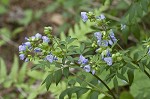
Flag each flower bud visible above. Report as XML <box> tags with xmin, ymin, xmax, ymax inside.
<box><xmin>44</xmin><ymin>26</ymin><xmax>52</xmax><ymax>35</ymax></box>
<box><xmin>117</xmin><ymin>56</ymin><xmax>122</xmax><ymax>61</ymax></box>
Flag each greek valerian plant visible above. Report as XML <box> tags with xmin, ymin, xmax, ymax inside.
<box><xmin>19</xmin><ymin>11</ymin><xmax>150</xmax><ymax>99</ymax></box>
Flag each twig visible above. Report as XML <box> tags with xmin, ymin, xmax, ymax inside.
<box><xmin>92</xmin><ymin>73</ymin><xmax>117</xmax><ymax>99</ymax></box>
<box><xmin>144</xmin><ymin>69</ymin><xmax>150</xmax><ymax>79</ymax></box>
<box><xmin>70</xmin><ymin>72</ymin><xmax>112</xmax><ymax>98</ymax></box>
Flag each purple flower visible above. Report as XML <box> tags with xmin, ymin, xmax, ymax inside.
<box><xmin>106</xmin><ymin>49</ymin><xmax>111</xmax><ymax>57</ymax></box>
<box><xmin>104</xmin><ymin>57</ymin><xmax>113</xmax><ymax>66</ymax></box>
<box><xmin>35</xmin><ymin>33</ymin><xmax>42</xmax><ymax>39</ymax></box>
<box><xmin>19</xmin><ymin>45</ymin><xmax>26</xmax><ymax>51</ymax></box>
<box><xmin>31</xmin><ymin>36</ymin><xmax>36</xmax><ymax>41</ymax></box>
<box><xmin>92</xmin><ymin>70</ymin><xmax>95</xmax><ymax>75</ymax></box>
<box><xmin>53</xmin><ymin>56</ymin><xmax>58</xmax><ymax>61</ymax></box>
<box><xmin>25</xmin><ymin>37</ymin><xmax>29</xmax><ymax>41</ymax></box>
<box><xmin>45</xmin><ymin>54</ymin><xmax>57</xmax><ymax>63</ymax></box>
<box><xmin>83</xmin><ymin>65</ymin><xmax>91</xmax><ymax>72</ymax></box>
<box><xmin>97</xmin><ymin>40</ymin><xmax>101</xmax><ymax>46</ymax></box>
<box><xmin>94</xmin><ymin>32</ymin><xmax>102</xmax><ymax>40</ymax></box>
<box><xmin>42</xmin><ymin>36</ymin><xmax>50</xmax><ymax>43</ymax></box>
<box><xmin>101</xmin><ymin>40</ymin><xmax>108</xmax><ymax>47</ymax></box>
<box><xmin>25</xmin><ymin>58</ymin><xmax>29</xmax><ymax>62</ymax></box>
<box><xmin>24</xmin><ymin>42</ymin><xmax>31</xmax><ymax>47</ymax></box>
<box><xmin>81</xmin><ymin>12</ymin><xmax>88</xmax><ymax>22</ymax></box>
<box><xmin>78</xmin><ymin>55</ymin><xmax>88</xmax><ymax>64</ymax></box>
<box><xmin>109</xmin><ymin>30</ymin><xmax>117</xmax><ymax>43</ymax></box>
<box><xmin>34</xmin><ymin>47</ymin><xmax>41</xmax><ymax>52</ymax></box>
<box><xmin>108</xmin><ymin>40</ymin><xmax>113</xmax><ymax>45</ymax></box>
<box><xmin>19</xmin><ymin>54</ymin><xmax>25</xmax><ymax>60</ymax></box>
<box><xmin>97</xmin><ymin>14</ymin><xmax>105</xmax><ymax>20</ymax></box>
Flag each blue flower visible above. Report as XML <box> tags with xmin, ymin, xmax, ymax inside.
<box><xmin>92</xmin><ymin>70</ymin><xmax>95</xmax><ymax>75</ymax></box>
<box><xmin>19</xmin><ymin>45</ymin><xmax>26</xmax><ymax>51</ymax></box>
<box><xmin>31</xmin><ymin>36</ymin><xmax>36</xmax><ymax>41</ymax></box>
<box><xmin>97</xmin><ymin>40</ymin><xmax>101</xmax><ymax>46</ymax></box>
<box><xmin>34</xmin><ymin>47</ymin><xmax>41</xmax><ymax>52</ymax></box>
<box><xmin>42</xmin><ymin>36</ymin><xmax>50</xmax><ymax>43</ymax></box>
<box><xmin>104</xmin><ymin>57</ymin><xmax>113</xmax><ymax>66</ymax></box>
<box><xmin>81</xmin><ymin>12</ymin><xmax>88</xmax><ymax>22</ymax></box>
<box><xmin>97</xmin><ymin>14</ymin><xmax>105</xmax><ymax>20</ymax></box>
<box><xmin>121</xmin><ymin>24</ymin><xmax>126</xmax><ymax>30</ymax></box>
<box><xmin>45</xmin><ymin>54</ymin><xmax>57</xmax><ymax>63</ymax></box>
<box><xmin>35</xmin><ymin>33</ymin><xmax>42</xmax><ymax>39</ymax></box>
<box><xmin>25</xmin><ymin>37</ymin><xmax>29</xmax><ymax>41</ymax></box>
<box><xmin>94</xmin><ymin>32</ymin><xmax>102</xmax><ymax>40</ymax></box>
<box><xmin>78</xmin><ymin>55</ymin><xmax>88</xmax><ymax>64</ymax></box>
<box><xmin>24</xmin><ymin>42</ymin><xmax>31</xmax><ymax>47</ymax></box>
<box><xmin>19</xmin><ymin>54</ymin><xmax>25</xmax><ymax>60</ymax></box>
<box><xmin>25</xmin><ymin>58</ymin><xmax>29</xmax><ymax>62</ymax></box>
<box><xmin>101</xmin><ymin>40</ymin><xmax>108</xmax><ymax>47</ymax></box>
<box><xmin>53</xmin><ymin>56</ymin><xmax>58</xmax><ymax>61</ymax></box>
<box><xmin>83</xmin><ymin>65</ymin><xmax>91</xmax><ymax>72</ymax></box>
<box><xmin>108</xmin><ymin>40</ymin><xmax>113</xmax><ymax>45</ymax></box>
<box><xmin>109</xmin><ymin>30</ymin><xmax>117</xmax><ymax>43</ymax></box>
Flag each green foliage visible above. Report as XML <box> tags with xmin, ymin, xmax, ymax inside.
<box><xmin>60</xmin><ymin>1</ymin><xmax>111</xmax><ymax>44</ymax></box>
<box><xmin>59</xmin><ymin>86</ymin><xmax>89</xmax><ymax>99</ymax></box>
<box><xmin>0</xmin><ymin>56</ymin><xmax>66</xmax><ymax>99</ymax></box>
<box><xmin>0</xmin><ymin>0</ymin><xmax>9</xmax><ymax>14</ymax></box>
<box><xmin>0</xmin><ymin>27</ymin><xmax>24</xmax><ymax>46</ymax></box>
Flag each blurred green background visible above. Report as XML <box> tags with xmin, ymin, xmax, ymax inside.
<box><xmin>0</xmin><ymin>0</ymin><xmax>150</xmax><ymax>99</ymax></box>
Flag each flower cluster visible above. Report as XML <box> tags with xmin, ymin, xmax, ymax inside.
<box><xmin>78</xmin><ymin>55</ymin><xmax>95</xmax><ymax>74</ymax></box>
<box><xmin>81</xmin><ymin>12</ymin><xmax>105</xmax><ymax>22</ymax></box>
<box><xmin>93</xmin><ymin>30</ymin><xmax>117</xmax><ymax>66</ymax></box>
<box><xmin>81</xmin><ymin>12</ymin><xmax>121</xmax><ymax>66</ymax></box>
<box><xmin>19</xmin><ymin>32</ymin><xmax>57</xmax><ymax>63</ymax></box>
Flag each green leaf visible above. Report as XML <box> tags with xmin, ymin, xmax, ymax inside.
<box><xmin>0</xmin><ymin>5</ymin><xmax>7</xmax><ymax>14</ymax></box>
<box><xmin>76</xmin><ymin>74</ymin><xmax>86</xmax><ymax>85</ymax></box>
<box><xmin>63</xmin><ymin>67</ymin><xmax>69</xmax><ymax>78</ymax></box>
<box><xmin>125</xmin><ymin>62</ymin><xmax>137</xmax><ymax>69</ymax></box>
<box><xmin>117</xmin><ymin>73</ymin><xmax>128</xmax><ymax>83</ymax></box>
<box><xmin>45</xmin><ymin>2</ymin><xmax>59</xmax><ymax>12</ymax></box>
<box><xmin>90</xmin><ymin>91</ymin><xmax>99</xmax><ymax>99</ymax></box>
<box><xmin>18</xmin><ymin>9</ymin><xmax>33</xmax><ymax>26</ymax></box>
<box><xmin>120</xmin><ymin>91</ymin><xmax>134</xmax><ymax>99</ymax></box>
<box><xmin>129</xmin><ymin>4</ymin><xmax>136</xmax><ymax>22</ymax></box>
<box><xmin>27</xmin><ymin>70</ymin><xmax>43</xmax><ymax>80</ymax></box>
<box><xmin>59</xmin><ymin>87</ymin><xmax>89</xmax><ymax>99</ymax></box>
<box><xmin>54</xmin><ymin>69</ymin><xmax>62</xmax><ymax>86</ymax></box>
<box><xmin>1</xmin><ymin>0</ymin><xmax>10</xmax><ymax>6</ymax></box>
<box><xmin>113</xmin><ymin>77</ymin><xmax>118</xmax><ymax>93</ymax></box>
<box><xmin>127</xmin><ymin>69</ymin><xmax>134</xmax><ymax>85</ymax></box>
<box><xmin>42</xmin><ymin>74</ymin><xmax>53</xmax><ymax>91</ymax></box>
<box><xmin>141</xmin><ymin>0</ymin><xmax>149</xmax><ymax>12</ymax></box>
<box><xmin>68</xmin><ymin>79</ymin><xmax>76</xmax><ymax>85</ymax></box>
<box><xmin>9</xmin><ymin>55</ymin><xmax>19</xmax><ymax>82</ymax></box>
<box><xmin>67</xmin><ymin>56</ymin><xmax>74</xmax><ymax>62</ymax></box>
<box><xmin>18</xmin><ymin>62</ymin><xmax>27</xmax><ymax>83</ymax></box>
<box><xmin>121</xmin><ymin>66</ymin><xmax>127</xmax><ymax>74</ymax></box>
<box><xmin>12</xmin><ymin>27</ymin><xmax>24</xmax><ymax>37</ymax></box>
<box><xmin>80</xmin><ymin>43</ymin><xmax>85</xmax><ymax>53</ymax></box>
<box><xmin>0</xmin><ymin>57</ymin><xmax>7</xmax><ymax>83</ymax></box>
<box><xmin>76</xmin><ymin>88</ymin><xmax>89</xmax><ymax>99</ymax></box>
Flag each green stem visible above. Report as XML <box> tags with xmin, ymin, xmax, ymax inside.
<box><xmin>144</xmin><ymin>69</ymin><xmax>150</xmax><ymax>79</ymax></box>
<box><xmin>70</xmin><ymin>72</ymin><xmax>112</xmax><ymax>98</ymax></box>
<box><xmin>92</xmin><ymin>73</ymin><xmax>117</xmax><ymax>99</ymax></box>
<box><xmin>116</xmin><ymin>43</ymin><xmax>124</xmax><ymax>51</ymax></box>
